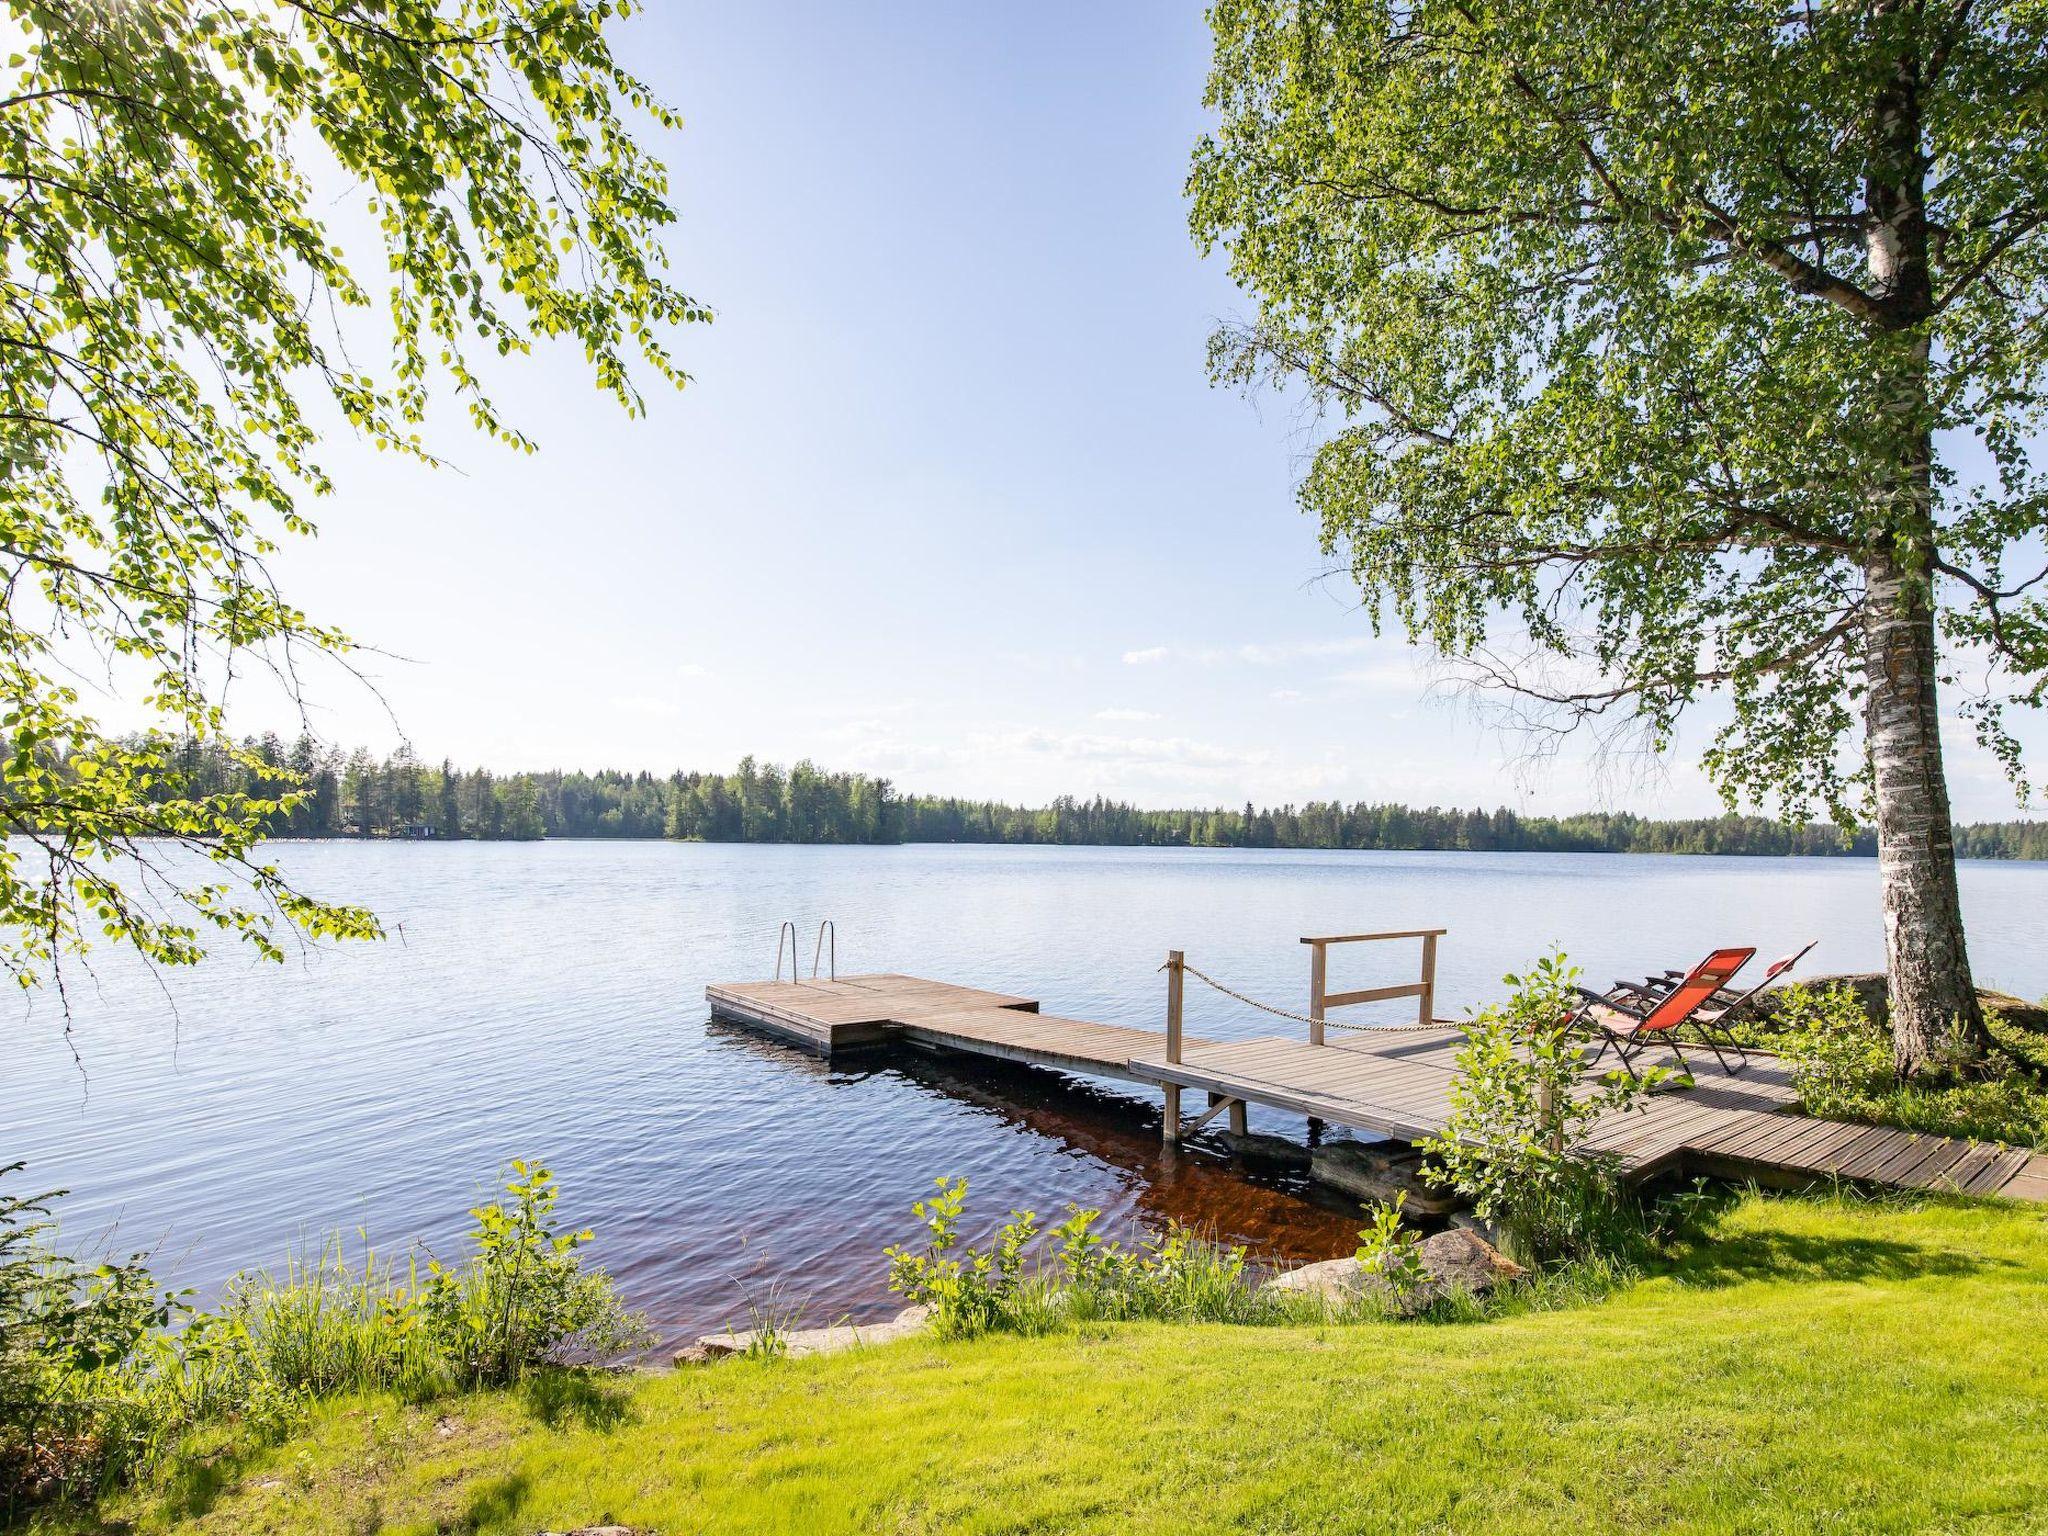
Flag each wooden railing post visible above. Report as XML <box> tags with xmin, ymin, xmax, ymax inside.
<box><xmin>1308</xmin><ymin>940</ymin><xmax>1327</xmax><ymax>1047</ymax></box>
<box><xmin>1418</xmin><ymin>931</ymin><xmax>1438</xmax><ymax>1027</ymax></box>
<box><xmin>1163</xmin><ymin>949</ymin><xmax>1184</xmax><ymax>1143</ymax></box>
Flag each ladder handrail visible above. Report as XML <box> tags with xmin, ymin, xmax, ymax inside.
<box><xmin>811</xmin><ymin>920</ymin><xmax>837</xmax><ymax>981</ymax></box>
<box><xmin>773</xmin><ymin>920</ymin><xmax>799</xmax><ymax>983</ymax></box>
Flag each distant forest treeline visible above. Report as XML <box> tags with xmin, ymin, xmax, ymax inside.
<box><xmin>107</xmin><ymin>736</ymin><xmax>2048</xmax><ymax>860</ymax></box>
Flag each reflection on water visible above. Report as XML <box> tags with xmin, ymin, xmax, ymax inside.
<box><xmin>697</xmin><ymin>1022</ymin><xmax>1369</xmax><ymax>1335</ymax></box>
<box><xmin>9</xmin><ymin>840</ymin><xmax>2045</xmax><ymax>1343</ymax></box>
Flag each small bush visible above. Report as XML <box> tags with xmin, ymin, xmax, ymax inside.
<box><xmin>418</xmin><ymin>1161</ymin><xmax>648</xmax><ymax>1388</ymax></box>
<box><xmin>884</xmin><ymin>1177</ymin><xmax>1047</xmax><ymax>1338</ymax></box>
<box><xmin>1051</xmin><ymin>1207</ymin><xmax>1263</xmax><ymax>1325</ymax></box>
<box><xmin>1421</xmin><ymin>951</ymin><xmax>1660</xmax><ymax>1264</ymax></box>
<box><xmin>1775</xmin><ymin>983</ymin><xmax>1896</xmax><ymax>1114</ymax></box>
<box><xmin>1</xmin><ymin>1163</ymin><xmax>182</xmax><ymax>1506</ymax></box>
<box><xmin>884</xmin><ymin>1182</ymin><xmax>1276</xmax><ymax>1335</ymax></box>
<box><xmin>1354</xmin><ymin>1195</ymin><xmax>1426</xmax><ymax>1310</ymax></box>
<box><xmin>1988</xmin><ymin>1006</ymin><xmax>2048</xmax><ymax>1077</ymax></box>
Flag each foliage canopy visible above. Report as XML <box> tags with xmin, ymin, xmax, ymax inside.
<box><xmin>1190</xmin><ymin>0</ymin><xmax>2048</xmax><ymax>814</ymax></box>
<box><xmin>0</xmin><ymin>0</ymin><xmax>701</xmax><ymax>996</ymax></box>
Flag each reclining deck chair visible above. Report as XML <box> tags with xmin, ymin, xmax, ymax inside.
<box><xmin>1573</xmin><ymin>947</ymin><xmax>1755</xmax><ymax>1080</ymax></box>
<box><xmin>1624</xmin><ymin>939</ymin><xmax>1821</xmax><ymax>1070</ymax></box>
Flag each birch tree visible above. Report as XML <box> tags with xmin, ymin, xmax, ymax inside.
<box><xmin>1190</xmin><ymin>0</ymin><xmax>2048</xmax><ymax>1073</ymax></box>
<box><xmin>0</xmin><ymin>2</ymin><xmax>702</xmax><ymax>1006</ymax></box>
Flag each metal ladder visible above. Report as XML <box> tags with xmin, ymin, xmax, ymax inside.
<box><xmin>773</xmin><ymin>920</ymin><xmax>837</xmax><ymax>983</ymax></box>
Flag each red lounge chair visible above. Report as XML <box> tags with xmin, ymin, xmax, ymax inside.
<box><xmin>1630</xmin><ymin>939</ymin><xmax>1821</xmax><ymax>1061</ymax></box>
<box><xmin>1573</xmin><ymin>947</ymin><xmax>1755</xmax><ymax>1080</ymax></box>
<box><xmin>1640</xmin><ymin>939</ymin><xmax>1818</xmax><ymax>1014</ymax></box>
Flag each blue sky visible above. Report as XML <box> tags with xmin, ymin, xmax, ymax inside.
<box><xmin>223</xmin><ymin>2</ymin><xmax>2039</xmax><ymax>819</ymax></box>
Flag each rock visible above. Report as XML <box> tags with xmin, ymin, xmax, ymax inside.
<box><xmin>669</xmin><ymin>1343</ymin><xmax>714</xmax><ymax>1367</ymax></box>
<box><xmin>682</xmin><ymin>1304</ymin><xmax>932</xmax><ymax>1365</ymax></box>
<box><xmin>1262</xmin><ymin>1228</ymin><xmax>1523</xmax><ymax>1315</ymax></box>
<box><xmin>1450</xmin><ymin>1210</ymin><xmax>1507</xmax><ymax>1250</ymax></box>
<box><xmin>1309</xmin><ymin>1140</ymin><xmax>1463</xmax><ymax>1216</ymax></box>
<box><xmin>1263</xmin><ymin>1255</ymin><xmax>1378</xmax><ymax>1306</ymax></box>
<box><xmin>1416</xmin><ymin>1227</ymin><xmax>1524</xmax><ymax>1296</ymax></box>
<box><xmin>1223</xmin><ymin>1130</ymin><xmax>1312</xmax><ymax>1169</ymax></box>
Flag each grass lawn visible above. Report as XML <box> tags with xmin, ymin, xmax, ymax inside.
<box><xmin>41</xmin><ymin>1193</ymin><xmax>2048</xmax><ymax>1536</ymax></box>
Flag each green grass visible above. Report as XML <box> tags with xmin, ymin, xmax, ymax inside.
<box><xmin>34</xmin><ymin>1192</ymin><xmax>2048</xmax><ymax>1536</ymax></box>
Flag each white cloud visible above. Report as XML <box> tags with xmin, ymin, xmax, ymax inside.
<box><xmin>675</xmin><ymin>662</ymin><xmax>711</xmax><ymax>679</ymax></box>
<box><xmin>1271</xmin><ymin>689</ymin><xmax>1303</xmax><ymax>703</ymax></box>
<box><xmin>1093</xmin><ymin>707</ymin><xmax>1161</xmax><ymax>722</ymax></box>
<box><xmin>1122</xmin><ymin>645</ymin><xmax>1171</xmax><ymax>665</ymax></box>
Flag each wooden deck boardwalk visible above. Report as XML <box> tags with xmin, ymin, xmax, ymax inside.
<box><xmin>706</xmin><ymin>971</ymin><xmax>2048</xmax><ymax>1203</ymax></box>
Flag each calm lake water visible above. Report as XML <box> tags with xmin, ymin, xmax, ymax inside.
<box><xmin>8</xmin><ymin>841</ymin><xmax>2046</xmax><ymax>1343</ymax></box>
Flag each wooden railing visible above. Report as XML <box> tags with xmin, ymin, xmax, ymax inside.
<box><xmin>1302</xmin><ymin>928</ymin><xmax>1445</xmax><ymax>1044</ymax></box>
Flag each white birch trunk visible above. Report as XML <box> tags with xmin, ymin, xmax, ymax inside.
<box><xmin>1862</xmin><ymin>548</ymin><xmax>1984</xmax><ymax>1074</ymax></box>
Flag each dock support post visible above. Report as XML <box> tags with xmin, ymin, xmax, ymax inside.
<box><xmin>1163</xmin><ymin>949</ymin><xmax>1185</xmax><ymax>1143</ymax></box>
<box><xmin>1228</xmin><ymin>1098</ymin><xmax>1248</xmax><ymax>1137</ymax></box>
<box><xmin>1308</xmin><ymin>941</ymin><xmax>1327</xmax><ymax>1047</ymax></box>
<box><xmin>1418</xmin><ymin>932</ymin><xmax>1438</xmax><ymax>1026</ymax></box>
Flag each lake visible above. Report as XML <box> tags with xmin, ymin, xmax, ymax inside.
<box><xmin>7</xmin><ymin>841</ymin><xmax>2045</xmax><ymax>1344</ymax></box>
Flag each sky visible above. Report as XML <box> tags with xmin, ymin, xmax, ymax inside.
<box><xmin>186</xmin><ymin>2</ymin><xmax>2042</xmax><ymax>818</ymax></box>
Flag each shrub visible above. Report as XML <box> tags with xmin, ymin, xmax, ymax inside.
<box><xmin>1774</xmin><ymin>983</ymin><xmax>1894</xmax><ymax>1116</ymax></box>
<box><xmin>1</xmin><ymin>1164</ymin><xmax>182</xmax><ymax>1506</ymax></box>
<box><xmin>419</xmin><ymin>1161</ymin><xmax>647</xmax><ymax>1388</ymax></box>
<box><xmin>884</xmin><ymin>1176</ymin><xmax>1046</xmax><ymax>1338</ymax></box>
<box><xmin>1354</xmin><ymin>1194</ymin><xmax>1426</xmax><ymax>1310</ymax></box>
<box><xmin>884</xmin><ymin>1183</ymin><xmax>1270</xmax><ymax>1334</ymax></box>
<box><xmin>1421</xmin><ymin>951</ymin><xmax>1660</xmax><ymax>1265</ymax></box>
<box><xmin>1988</xmin><ymin>1006</ymin><xmax>2048</xmax><ymax>1077</ymax></box>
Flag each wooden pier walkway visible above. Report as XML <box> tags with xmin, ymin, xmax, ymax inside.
<box><xmin>707</xmin><ymin>966</ymin><xmax>2048</xmax><ymax>1204</ymax></box>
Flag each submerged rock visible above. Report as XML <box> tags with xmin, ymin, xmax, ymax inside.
<box><xmin>1223</xmin><ymin>1130</ymin><xmax>1312</xmax><ymax>1169</ymax></box>
<box><xmin>1309</xmin><ymin>1140</ymin><xmax>1463</xmax><ymax>1216</ymax></box>
<box><xmin>676</xmin><ymin>1304</ymin><xmax>932</xmax><ymax>1366</ymax></box>
<box><xmin>1262</xmin><ymin>1228</ymin><xmax>1523</xmax><ymax>1314</ymax></box>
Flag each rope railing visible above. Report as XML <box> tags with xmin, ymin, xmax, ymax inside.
<box><xmin>1163</xmin><ymin>958</ymin><xmax>1457</xmax><ymax>1035</ymax></box>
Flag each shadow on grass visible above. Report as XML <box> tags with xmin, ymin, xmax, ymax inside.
<box><xmin>518</xmin><ymin>1370</ymin><xmax>634</xmax><ymax>1432</ymax></box>
<box><xmin>1658</xmin><ymin>1225</ymin><xmax>1999</xmax><ymax>1290</ymax></box>
<box><xmin>458</xmin><ymin>1471</ymin><xmax>529</xmax><ymax>1532</ymax></box>
<box><xmin>136</xmin><ymin>1433</ymin><xmax>284</xmax><ymax>1528</ymax></box>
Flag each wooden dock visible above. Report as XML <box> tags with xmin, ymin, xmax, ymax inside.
<box><xmin>707</xmin><ymin>959</ymin><xmax>2048</xmax><ymax>1204</ymax></box>
<box><xmin>705</xmin><ymin>974</ymin><xmax>1208</xmax><ymax>1084</ymax></box>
